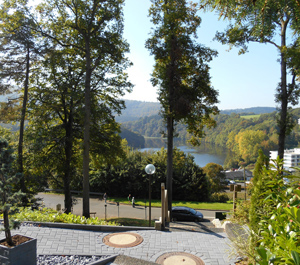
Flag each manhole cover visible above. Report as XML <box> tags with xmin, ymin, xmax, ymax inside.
<box><xmin>156</xmin><ymin>252</ymin><xmax>205</xmax><ymax>265</ymax></box>
<box><xmin>102</xmin><ymin>232</ymin><xmax>143</xmax><ymax>248</ymax></box>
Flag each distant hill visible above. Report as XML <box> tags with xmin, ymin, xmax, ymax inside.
<box><xmin>117</xmin><ymin>100</ymin><xmax>276</xmax><ymax>122</ymax></box>
<box><xmin>220</xmin><ymin>107</ymin><xmax>276</xmax><ymax>115</ymax></box>
<box><xmin>116</xmin><ymin>100</ymin><xmax>160</xmax><ymax>122</ymax></box>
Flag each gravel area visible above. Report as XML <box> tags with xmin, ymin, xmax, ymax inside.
<box><xmin>37</xmin><ymin>255</ymin><xmax>111</xmax><ymax>265</ymax></box>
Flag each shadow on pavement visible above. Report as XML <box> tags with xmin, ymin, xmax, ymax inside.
<box><xmin>165</xmin><ymin>219</ymin><xmax>225</xmax><ymax>238</ymax></box>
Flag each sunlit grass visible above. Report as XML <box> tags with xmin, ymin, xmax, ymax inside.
<box><xmin>240</xmin><ymin>114</ymin><xmax>260</xmax><ymax>120</ymax></box>
<box><xmin>108</xmin><ymin>197</ymin><xmax>233</xmax><ymax>211</ymax></box>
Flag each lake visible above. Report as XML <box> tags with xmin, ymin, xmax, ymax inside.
<box><xmin>139</xmin><ymin>138</ymin><xmax>227</xmax><ymax>167</ymax></box>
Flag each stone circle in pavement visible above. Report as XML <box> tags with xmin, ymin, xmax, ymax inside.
<box><xmin>156</xmin><ymin>252</ymin><xmax>205</xmax><ymax>265</ymax></box>
<box><xmin>103</xmin><ymin>232</ymin><xmax>143</xmax><ymax>248</ymax></box>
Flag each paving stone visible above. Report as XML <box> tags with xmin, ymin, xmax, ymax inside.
<box><xmin>0</xmin><ymin>221</ymin><xmax>239</xmax><ymax>265</ymax></box>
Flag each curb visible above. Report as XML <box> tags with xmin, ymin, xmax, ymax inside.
<box><xmin>23</xmin><ymin>221</ymin><xmax>155</xmax><ymax>231</ymax></box>
<box><xmin>23</xmin><ymin>221</ymin><xmax>155</xmax><ymax>232</ymax></box>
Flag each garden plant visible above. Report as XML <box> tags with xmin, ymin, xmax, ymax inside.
<box><xmin>0</xmin><ymin>139</ymin><xmax>24</xmax><ymax>246</ymax></box>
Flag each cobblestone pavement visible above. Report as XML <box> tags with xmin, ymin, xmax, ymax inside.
<box><xmin>2</xmin><ymin>224</ymin><xmax>237</xmax><ymax>265</ymax></box>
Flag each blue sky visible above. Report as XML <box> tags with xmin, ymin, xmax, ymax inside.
<box><xmin>122</xmin><ymin>0</ymin><xmax>285</xmax><ymax>110</ymax></box>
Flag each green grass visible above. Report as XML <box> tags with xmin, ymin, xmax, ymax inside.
<box><xmin>240</xmin><ymin>114</ymin><xmax>261</xmax><ymax>120</ymax></box>
<box><xmin>108</xmin><ymin>197</ymin><xmax>233</xmax><ymax>211</ymax></box>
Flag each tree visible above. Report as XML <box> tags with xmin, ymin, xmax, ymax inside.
<box><xmin>0</xmin><ymin>0</ymin><xmax>43</xmax><ymax>202</ymax></box>
<box><xmin>146</xmin><ymin>0</ymin><xmax>219</xmax><ymax>216</ymax></box>
<box><xmin>200</xmin><ymin>0</ymin><xmax>300</xmax><ymax>159</ymax></box>
<box><xmin>203</xmin><ymin>163</ymin><xmax>226</xmax><ymax>193</ymax></box>
<box><xmin>37</xmin><ymin>0</ymin><xmax>132</xmax><ymax>217</ymax></box>
<box><xmin>236</xmin><ymin>130</ymin><xmax>266</xmax><ymax>164</ymax></box>
<box><xmin>0</xmin><ymin>139</ymin><xmax>23</xmax><ymax>246</ymax></box>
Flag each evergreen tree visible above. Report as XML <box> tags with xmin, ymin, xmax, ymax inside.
<box><xmin>0</xmin><ymin>139</ymin><xmax>23</xmax><ymax>246</ymax></box>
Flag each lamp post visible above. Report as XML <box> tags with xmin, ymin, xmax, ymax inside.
<box><xmin>145</xmin><ymin>164</ymin><xmax>155</xmax><ymax>227</ymax></box>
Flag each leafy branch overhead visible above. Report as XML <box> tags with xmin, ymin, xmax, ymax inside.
<box><xmin>200</xmin><ymin>0</ymin><xmax>300</xmax><ymax>159</ymax></box>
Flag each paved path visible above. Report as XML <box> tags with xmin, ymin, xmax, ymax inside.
<box><xmin>3</xmin><ymin>225</ymin><xmax>237</xmax><ymax>265</ymax></box>
<box><xmin>36</xmin><ymin>193</ymin><xmax>222</xmax><ymax>220</ymax></box>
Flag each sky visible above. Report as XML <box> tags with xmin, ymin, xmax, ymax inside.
<box><xmin>121</xmin><ymin>0</ymin><xmax>288</xmax><ymax>111</ymax></box>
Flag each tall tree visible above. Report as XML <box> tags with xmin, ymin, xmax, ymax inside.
<box><xmin>0</xmin><ymin>0</ymin><xmax>42</xmax><ymax>201</ymax></box>
<box><xmin>37</xmin><ymin>0</ymin><xmax>132</xmax><ymax>217</ymax></box>
<box><xmin>146</xmin><ymin>0</ymin><xmax>219</xmax><ymax>216</ymax></box>
<box><xmin>200</xmin><ymin>0</ymin><xmax>300</xmax><ymax>159</ymax></box>
<box><xmin>27</xmin><ymin>48</ymin><xmax>84</xmax><ymax>213</ymax></box>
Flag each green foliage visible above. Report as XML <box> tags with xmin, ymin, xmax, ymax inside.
<box><xmin>249</xmin><ymin>151</ymin><xmax>272</xmax><ymax>235</ymax></box>
<box><xmin>146</xmin><ymin>0</ymin><xmax>219</xmax><ymax>143</ymax></box>
<box><xmin>240</xmin><ymin>115</ymin><xmax>261</xmax><ymax>120</ymax></box>
<box><xmin>78</xmin><ymin>147</ymin><xmax>211</xmax><ymax>202</ymax></box>
<box><xmin>10</xmin><ymin>207</ymin><xmax>120</xmax><ymax>226</ymax></box>
<box><xmin>203</xmin><ymin>163</ymin><xmax>226</xmax><ymax>193</ymax></box>
<box><xmin>249</xmin><ymin>159</ymin><xmax>300</xmax><ymax>264</ymax></box>
<box><xmin>209</xmin><ymin>192</ymin><xmax>229</xmax><ymax>203</ymax></box>
<box><xmin>0</xmin><ymin>139</ymin><xmax>24</xmax><ymax>245</ymax></box>
<box><xmin>231</xmin><ymin>200</ymin><xmax>251</xmax><ymax>225</ymax></box>
<box><xmin>201</xmin><ymin>0</ymin><xmax>300</xmax><ymax>159</ymax></box>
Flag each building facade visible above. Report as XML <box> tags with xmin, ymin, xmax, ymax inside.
<box><xmin>270</xmin><ymin>148</ymin><xmax>300</xmax><ymax>169</ymax></box>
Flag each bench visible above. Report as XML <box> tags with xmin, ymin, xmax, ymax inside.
<box><xmin>90</xmin><ymin>212</ymin><xmax>96</xmax><ymax>217</ymax></box>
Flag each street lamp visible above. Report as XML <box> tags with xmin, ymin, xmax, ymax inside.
<box><xmin>145</xmin><ymin>164</ymin><xmax>155</xmax><ymax>227</ymax></box>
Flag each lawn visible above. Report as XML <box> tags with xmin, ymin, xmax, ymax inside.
<box><xmin>108</xmin><ymin>197</ymin><xmax>233</xmax><ymax>211</ymax></box>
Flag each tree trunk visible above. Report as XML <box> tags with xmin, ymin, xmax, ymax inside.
<box><xmin>82</xmin><ymin>41</ymin><xmax>91</xmax><ymax>218</ymax></box>
<box><xmin>3</xmin><ymin>209</ymin><xmax>13</xmax><ymax>246</ymax></box>
<box><xmin>166</xmin><ymin>115</ymin><xmax>173</xmax><ymax>219</ymax></box>
<box><xmin>18</xmin><ymin>46</ymin><xmax>30</xmax><ymax>205</ymax></box>
<box><xmin>64</xmin><ymin>99</ymin><xmax>73</xmax><ymax>213</ymax></box>
<box><xmin>277</xmin><ymin>20</ymin><xmax>288</xmax><ymax>160</ymax></box>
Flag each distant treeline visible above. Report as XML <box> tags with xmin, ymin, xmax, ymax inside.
<box><xmin>117</xmin><ymin>100</ymin><xmax>276</xmax><ymax>123</ymax></box>
<box><xmin>220</xmin><ymin>107</ymin><xmax>276</xmax><ymax>115</ymax></box>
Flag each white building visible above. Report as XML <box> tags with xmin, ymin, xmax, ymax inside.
<box><xmin>270</xmin><ymin>148</ymin><xmax>300</xmax><ymax>169</ymax></box>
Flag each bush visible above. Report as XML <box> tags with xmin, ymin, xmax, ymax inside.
<box><xmin>86</xmin><ymin>148</ymin><xmax>211</xmax><ymax>202</ymax></box>
<box><xmin>210</xmin><ymin>192</ymin><xmax>229</xmax><ymax>203</ymax></box>
<box><xmin>231</xmin><ymin>200</ymin><xmax>250</xmax><ymax>225</ymax></box>
<box><xmin>250</xmin><ymin>158</ymin><xmax>300</xmax><ymax>264</ymax></box>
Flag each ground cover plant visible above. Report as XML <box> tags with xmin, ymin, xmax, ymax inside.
<box><xmin>6</xmin><ymin>207</ymin><xmax>120</xmax><ymax>226</ymax></box>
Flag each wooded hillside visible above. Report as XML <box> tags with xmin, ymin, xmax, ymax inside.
<box><xmin>121</xmin><ymin>107</ymin><xmax>300</xmax><ymax>168</ymax></box>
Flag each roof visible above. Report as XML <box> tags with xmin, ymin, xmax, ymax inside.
<box><xmin>224</xmin><ymin>169</ymin><xmax>253</xmax><ymax>179</ymax></box>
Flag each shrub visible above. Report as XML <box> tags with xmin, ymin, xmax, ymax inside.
<box><xmin>210</xmin><ymin>192</ymin><xmax>229</xmax><ymax>203</ymax></box>
<box><xmin>250</xmin><ymin>158</ymin><xmax>300</xmax><ymax>264</ymax></box>
<box><xmin>231</xmin><ymin>200</ymin><xmax>250</xmax><ymax>225</ymax></box>
<box><xmin>0</xmin><ymin>139</ymin><xmax>24</xmax><ymax>246</ymax></box>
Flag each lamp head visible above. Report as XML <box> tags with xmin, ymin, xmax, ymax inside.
<box><xmin>145</xmin><ymin>164</ymin><xmax>156</xmax><ymax>174</ymax></box>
